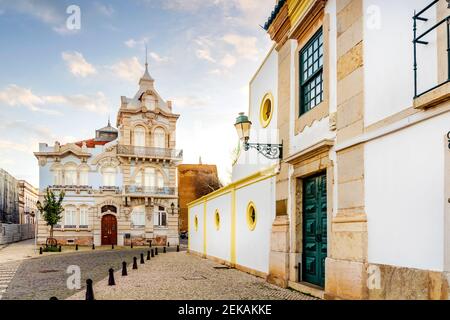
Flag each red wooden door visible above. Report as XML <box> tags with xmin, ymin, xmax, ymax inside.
<box><xmin>101</xmin><ymin>214</ymin><xmax>117</xmax><ymax>245</ymax></box>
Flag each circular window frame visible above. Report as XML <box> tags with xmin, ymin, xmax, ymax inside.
<box><xmin>214</xmin><ymin>210</ymin><xmax>220</xmax><ymax>231</ymax></box>
<box><xmin>259</xmin><ymin>93</ymin><xmax>274</xmax><ymax>128</ymax></box>
<box><xmin>246</xmin><ymin>202</ymin><xmax>257</xmax><ymax>231</ymax></box>
<box><xmin>194</xmin><ymin>215</ymin><xmax>199</xmax><ymax>232</ymax></box>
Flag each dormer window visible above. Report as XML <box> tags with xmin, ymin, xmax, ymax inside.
<box><xmin>144</xmin><ymin>95</ymin><xmax>156</xmax><ymax>110</ymax></box>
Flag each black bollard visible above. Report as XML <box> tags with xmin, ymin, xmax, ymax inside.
<box><xmin>108</xmin><ymin>268</ymin><xmax>115</xmax><ymax>286</ymax></box>
<box><xmin>49</xmin><ymin>296</ymin><xmax>58</xmax><ymax>300</ymax></box>
<box><xmin>140</xmin><ymin>253</ymin><xmax>145</xmax><ymax>264</ymax></box>
<box><xmin>168</xmin><ymin>242</ymin><xmax>170</xmax><ymax>247</ymax></box>
<box><xmin>85</xmin><ymin>279</ymin><xmax>94</xmax><ymax>300</ymax></box>
<box><xmin>112</xmin><ymin>244</ymin><xmax>114</xmax><ymax>250</ymax></box>
<box><xmin>122</xmin><ymin>262</ymin><xmax>128</xmax><ymax>276</ymax></box>
<box><xmin>149</xmin><ymin>239</ymin><xmax>152</xmax><ymax>248</ymax></box>
<box><xmin>58</xmin><ymin>245</ymin><xmax>62</xmax><ymax>252</ymax></box>
<box><xmin>39</xmin><ymin>247</ymin><xmax>43</xmax><ymax>255</ymax></box>
<box><xmin>163</xmin><ymin>247</ymin><xmax>166</xmax><ymax>253</ymax></box>
<box><xmin>147</xmin><ymin>250</ymin><xmax>151</xmax><ymax>260</ymax></box>
<box><xmin>132</xmin><ymin>257</ymin><xmax>138</xmax><ymax>270</ymax></box>
<box><xmin>130</xmin><ymin>242</ymin><xmax>133</xmax><ymax>249</ymax></box>
<box><xmin>177</xmin><ymin>245</ymin><xmax>180</xmax><ymax>252</ymax></box>
<box><xmin>151</xmin><ymin>249</ymin><xmax>154</xmax><ymax>257</ymax></box>
<box><xmin>75</xmin><ymin>244</ymin><xmax>78</xmax><ymax>251</ymax></box>
<box><xmin>92</xmin><ymin>243</ymin><xmax>95</xmax><ymax>250</ymax></box>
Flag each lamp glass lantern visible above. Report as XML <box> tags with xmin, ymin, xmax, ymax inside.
<box><xmin>234</xmin><ymin>112</ymin><xmax>252</xmax><ymax>143</ymax></box>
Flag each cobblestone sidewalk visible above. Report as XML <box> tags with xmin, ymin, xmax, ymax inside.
<box><xmin>0</xmin><ymin>261</ymin><xmax>21</xmax><ymax>300</ymax></box>
<box><xmin>67</xmin><ymin>251</ymin><xmax>316</xmax><ymax>300</ymax></box>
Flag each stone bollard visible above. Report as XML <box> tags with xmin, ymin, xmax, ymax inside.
<box><xmin>112</xmin><ymin>244</ymin><xmax>114</xmax><ymax>250</ymax></box>
<box><xmin>85</xmin><ymin>279</ymin><xmax>94</xmax><ymax>300</ymax></box>
<box><xmin>132</xmin><ymin>257</ymin><xmax>138</xmax><ymax>270</ymax></box>
<box><xmin>39</xmin><ymin>247</ymin><xmax>43</xmax><ymax>255</ymax></box>
<box><xmin>151</xmin><ymin>249</ymin><xmax>154</xmax><ymax>257</ymax></box>
<box><xmin>163</xmin><ymin>247</ymin><xmax>166</xmax><ymax>253</ymax></box>
<box><xmin>92</xmin><ymin>243</ymin><xmax>95</xmax><ymax>250</ymax></box>
<box><xmin>147</xmin><ymin>250</ymin><xmax>151</xmax><ymax>260</ymax></box>
<box><xmin>76</xmin><ymin>244</ymin><xmax>78</xmax><ymax>251</ymax></box>
<box><xmin>58</xmin><ymin>245</ymin><xmax>62</xmax><ymax>252</ymax></box>
<box><xmin>155</xmin><ymin>248</ymin><xmax>158</xmax><ymax>255</ymax></box>
<box><xmin>177</xmin><ymin>245</ymin><xmax>180</xmax><ymax>252</ymax></box>
<box><xmin>140</xmin><ymin>253</ymin><xmax>145</xmax><ymax>264</ymax></box>
<box><xmin>122</xmin><ymin>262</ymin><xmax>128</xmax><ymax>276</ymax></box>
<box><xmin>49</xmin><ymin>296</ymin><xmax>58</xmax><ymax>300</ymax></box>
<box><xmin>108</xmin><ymin>268</ymin><xmax>115</xmax><ymax>286</ymax></box>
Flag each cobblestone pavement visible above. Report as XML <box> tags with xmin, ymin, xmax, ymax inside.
<box><xmin>2</xmin><ymin>247</ymin><xmax>165</xmax><ymax>300</ymax></box>
<box><xmin>0</xmin><ymin>261</ymin><xmax>21</xmax><ymax>300</ymax></box>
<box><xmin>67</xmin><ymin>251</ymin><xmax>316</xmax><ymax>300</ymax></box>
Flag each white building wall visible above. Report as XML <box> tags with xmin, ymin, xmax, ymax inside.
<box><xmin>235</xmin><ymin>177</ymin><xmax>276</xmax><ymax>273</ymax></box>
<box><xmin>364</xmin><ymin>0</ymin><xmax>438</xmax><ymax>126</ymax></box>
<box><xmin>188</xmin><ymin>202</ymin><xmax>205</xmax><ymax>254</ymax></box>
<box><xmin>206</xmin><ymin>193</ymin><xmax>231</xmax><ymax>262</ymax></box>
<box><xmin>233</xmin><ymin>48</ymin><xmax>279</xmax><ymax>182</ymax></box>
<box><xmin>365</xmin><ymin>112</ymin><xmax>450</xmax><ymax>272</ymax></box>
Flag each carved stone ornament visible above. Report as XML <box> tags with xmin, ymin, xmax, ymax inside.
<box><xmin>38</xmin><ymin>157</ymin><xmax>47</xmax><ymax>167</ymax></box>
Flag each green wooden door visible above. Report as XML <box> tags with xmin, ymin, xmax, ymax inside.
<box><xmin>302</xmin><ymin>173</ymin><xmax>327</xmax><ymax>287</ymax></box>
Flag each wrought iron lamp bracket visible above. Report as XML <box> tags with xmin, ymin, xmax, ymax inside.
<box><xmin>243</xmin><ymin>141</ymin><xmax>283</xmax><ymax>160</ymax></box>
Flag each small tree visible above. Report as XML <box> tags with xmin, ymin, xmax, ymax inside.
<box><xmin>37</xmin><ymin>189</ymin><xmax>65</xmax><ymax>239</ymax></box>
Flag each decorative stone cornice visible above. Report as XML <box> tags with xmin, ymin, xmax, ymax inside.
<box><xmin>34</xmin><ymin>143</ymin><xmax>91</xmax><ymax>159</ymax></box>
<box><xmin>288</xmin><ymin>0</ymin><xmax>327</xmax><ymax>41</ymax></box>
<box><xmin>284</xmin><ymin>139</ymin><xmax>334</xmax><ymax>165</ymax></box>
<box><xmin>267</xmin><ymin>1</ymin><xmax>291</xmax><ymax>50</ymax></box>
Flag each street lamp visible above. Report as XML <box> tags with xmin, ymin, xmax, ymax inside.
<box><xmin>234</xmin><ymin>112</ymin><xmax>283</xmax><ymax>160</ymax></box>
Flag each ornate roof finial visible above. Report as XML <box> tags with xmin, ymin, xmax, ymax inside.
<box><xmin>145</xmin><ymin>44</ymin><xmax>148</xmax><ymax>70</ymax></box>
<box><xmin>107</xmin><ymin>115</ymin><xmax>111</xmax><ymax>127</ymax></box>
<box><xmin>140</xmin><ymin>43</ymin><xmax>154</xmax><ymax>83</ymax></box>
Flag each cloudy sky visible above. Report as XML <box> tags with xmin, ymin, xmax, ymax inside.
<box><xmin>0</xmin><ymin>0</ymin><xmax>274</xmax><ymax>186</ymax></box>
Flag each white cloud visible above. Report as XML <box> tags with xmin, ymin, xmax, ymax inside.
<box><xmin>196</xmin><ymin>48</ymin><xmax>216</xmax><ymax>63</ymax></box>
<box><xmin>124</xmin><ymin>37</ymin><xmax>148</xmax><ymax>48</ymax></box>
<box><xmin>171</xmin><ymin>95</ymin><xmax>210</xmax><ymax>109</ymax></box>
<box><xmin>150</xmin><ymin>52</ymin><xmax>169</xmax><ymax>63</ymax></box>
<box><xmin>222</xmin><ymin>34</ymin><xmax>259</xmax><ymax>61</ymax></box>
<box><xmin>95</xmin><ymin>2</ymin><xmax>114</xmax><ymax>16</ymax></box>
<box><xmin>62</xmin><ymin>51</ymin><xmax>97</xmax><ymax>78</ymax></box>
<box><xmin>0</xmin><ymin>139</ymin><xmax>30</xmax><ymax>153</ymax></box>
<box><xmin>109</xmin><ymin>57</ymin><xmax>144</xmax><ymax>82</ymax></box>
<box><xmin>220</xmin><ymin>53</ymin><xmax>237</xmax><ymax>68</ymax></box>
<box><xmin>0</xmin><ymin>84</ymin><xmax>109</xmax><ymax>115</ymax></box>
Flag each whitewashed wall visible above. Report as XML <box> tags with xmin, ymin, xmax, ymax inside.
<box><xmin>365</xmin><ymin>112</ymin><xmax>450</xmax><ymax>271</ymax></box>
<box><xmin>188</xmin><ymin>202</ymin><xmax>205</xmax><ymax>255</ymax></box>
<box><xmin>206</xmin><ymin>193</ymin><xmax>232</xmax><ymax>262</ymax></box>
<box><xmin>235</xmin><ymin>177</ymin><xmax>276</xmax><ymax>273</ymax></box>
<box><xmin>233</xmin><ymin>48</ymin><xmax>279</xmax><ymax>182</ymax></box>
<box><xmin>364</xmin><ymin>0</ymin><xmax>438</xmax><ymax>126</ymax></box>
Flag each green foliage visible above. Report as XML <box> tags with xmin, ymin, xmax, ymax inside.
<box><xmin>43</xmin><ymin>246</ymin><xmax>60</xmax><ymax>252</ymax></box>
<box><xmin>36</xmin><ymin>189</ymin><xmax>65</xmax><ymax>238</ymax></box>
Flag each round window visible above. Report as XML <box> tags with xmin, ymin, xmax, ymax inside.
<box><xmin>194</xmin><ymin>215</ymin><xmax>199</xmax><ymax>232</ymax></box>
<box><xmin>215</xmin><ymin>210</ymin><xmax>220</xmax><ymax>230</ymax></box>
<box><xmin>246</xmin><ymin>202</ymin><xmax>257</xmax><ymax>231</ymax></box>
<box><xmin>259</xmin><ymin>93</ymin><xmax>274</xmax><ymax>128</ymax></box>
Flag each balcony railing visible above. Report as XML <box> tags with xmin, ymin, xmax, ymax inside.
<box><xmin>117</xmin><ymin>145</ymin><xmax>183</xmax><ymax>160</ymax></box>
<box><xmin>124</xmin><ymin>185</ymin><xmax>176</xmax><ymax>196</ymax></box>
<box><xmin>413</xmin><ymin>0</ymin><xmax>450</xmax><ymax>98</ymax></box>
<box><xmin>48</xmin><ymin>185</ymin><xmax>93</xmax><ymax>192</ymax></box>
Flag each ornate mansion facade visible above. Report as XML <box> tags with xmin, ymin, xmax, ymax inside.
<box><xmin>34</xmin><ymin>63</ymin><xmax>182</xmax><ymax>246</ymax></box>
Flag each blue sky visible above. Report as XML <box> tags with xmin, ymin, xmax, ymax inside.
<box><xmin>0</xmin><ymin>0</ymin><xmax>274</xmax><ymax>186</ymax></box>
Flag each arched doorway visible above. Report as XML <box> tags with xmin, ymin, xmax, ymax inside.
<box><xmin>101</xmin><ymin>214</ymin><xmax>117</xmax><ymax>245</ymax></box>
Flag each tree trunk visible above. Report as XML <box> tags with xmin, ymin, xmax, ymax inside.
<box><xmin>50</xmin><ymin>225</ymin><xmax>54</xmax><ymax>238</ymax></box>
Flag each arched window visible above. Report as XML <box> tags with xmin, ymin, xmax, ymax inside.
<box><xmin>154</xmin><ymin>127</ymin><xmax>166</xmax><ymax>148</ymax></box>
<box><xmin>144</xmin><ymin>167</ymin><xmax>155</xmax><ymax>187</ymax></box>
<box><xmin>64</xmin><ymin>207</ymin><xmax>76</xmax><ymax>227</ymax></box>
<box><xmin>134</xmin><ymin>126</ymin><xmax>146</xmax><ymax>147</ymax></box>
<box><xmin>135</xmin><ymin>171</ymin><xmax>143</xmax><ymax>187</ymax></box>
<box><xmin>156</xmin><ymin>171</ymin><xmax>164</xmax><ymax>188</ymax></box>
<box><xmin>102</xmin><ymin>167</ymin><xmax>116</xmax><ymax>186</ymax></box>
<box><xmin>53</xmin><ymin>165</ymin><xmax>63</xmax><ymax>185</ymax></box>
<box><xmin>64</xmin><ymin>164</ymin><xmax>77</xmax><ymax>186</ymax></box>
<box><xmin>131</xmin><ymin>206</ymin><xmax>145</xmax><ymax>227</ymax></box>
<box><xmin>79</xmin><ymin>166</ymin><xmax>89</xmax><ymax>186</ymax></box>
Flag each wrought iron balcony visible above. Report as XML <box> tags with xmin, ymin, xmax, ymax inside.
<box><xmin>48</xmin><ymin>185</ymin><xmax>93</xmax><ymax>192</ymax></box>
<box><xmin>117</xmin><ymin>145</ymin><xmax>183</xmax><ymax>160</ymax></box>
<box><xmin>124</xmin><ymin>185</ymin><xmax>176</xmax><ymax>196</ymax></box>
<box><xmin>413</xmin><ymin>0</ymin><xmax>450</xmax><ymax>98</ymax></box>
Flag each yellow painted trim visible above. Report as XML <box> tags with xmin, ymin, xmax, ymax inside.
<box><xmin>187</xmin><ymin>164</ymin><xmax>278</xmax><ymax>208</ymax></box>
<box><xmin>194</xmin><ymin>214</ymin><xmax>198</xmax><ymax>232</ymax></box>
<box><xmin>259</xmin><ymin>92</ymin><xmax>274</xmax><ymax>128</ymax></box>
<box><xmin>246</xmin><ymin>201</ymin><xmax>257</xmax><ymax>231</ymax></box>
<box><xmin>231</xmin><ymin>187</ymin><xmax>236</xmax><ymax>265</ymax></box>
<box><xmin>203</xmin><ymin>200</ymin><xmax>207</xmax><ymax>256</ymax></box>
<box><xmin>214</xmin><ymin>209</ymin><xmax>220</xmax><ymax>231</ymax></box>
<box><xmin>187</xmin><ymin>208</ymin><xmax>190</xmax><ymax>250</ymax></box>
